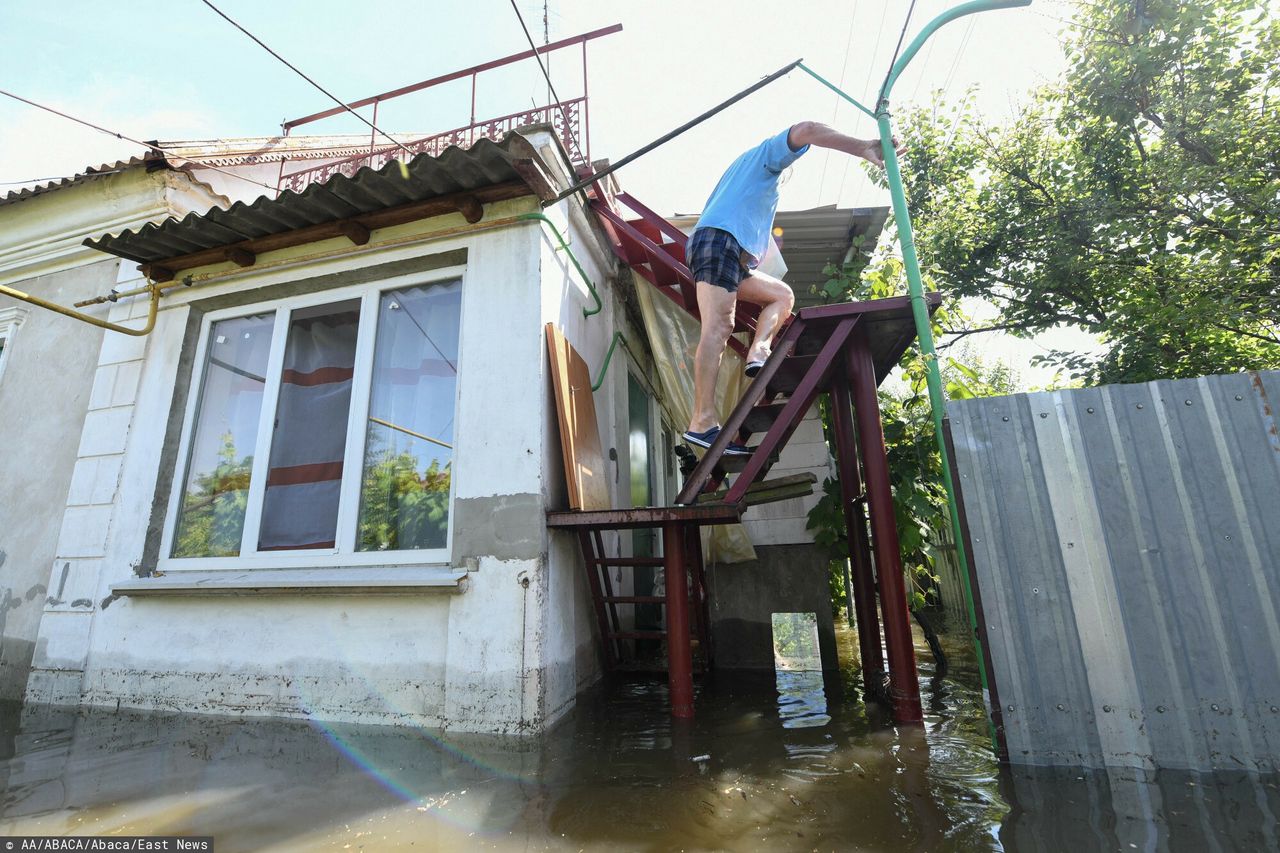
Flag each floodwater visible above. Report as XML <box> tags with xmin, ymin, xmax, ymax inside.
<box><xmin>2</xmin><ymin>623</ymin><xmax>1277</xmax><ymax>851</ymax></box>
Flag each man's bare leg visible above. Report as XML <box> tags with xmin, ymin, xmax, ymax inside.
<box><xmin>736</xmin><ymin>270</ymin><xmax>795</xmax><ymax>364</ymax></box>
<box><xmin>688</xmin><ymin>281</ymin><xmax>737</xmax><ymax>434</ymax></box>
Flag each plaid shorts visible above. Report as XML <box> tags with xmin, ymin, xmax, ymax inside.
<box><xmin>686</xmin><ymin>227</ymin><xmax>752</xmax><ymax>293</ymax></box>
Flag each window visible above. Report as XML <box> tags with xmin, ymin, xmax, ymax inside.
<box><xmin>162</xmin><ymin>273</ymin><xmax>463</xmax><ymax>569</ymax></box>
<box><xmin>0</xmin><ymin>306</ymin><xmax>28</xmax><ymax>385</ymax></box>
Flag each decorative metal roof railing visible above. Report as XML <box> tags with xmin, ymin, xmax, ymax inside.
<box><xmin>279</xmin><ymin>97</ymin><xmax>585</xmax><ymax>194</ymax></box>
<box><xmin>275</xmin><ymin>24</ymin><xmax>618</xmax><ymax>195</ymax></box>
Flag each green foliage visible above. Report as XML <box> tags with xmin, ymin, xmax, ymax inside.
<box><xmin>172</xmin><ymin>431</ymin><xmax>453</xmax><ymax>557</ymax></box>
<box><xmin>357</xmin><ymin>448</ymin><xmax>451</xmax><ymax>551</ymax></box>
<box><xmin>172</xmin><ymin>431</ymin><xmax>252</xmax><ymax>558</ymax></box>
<box><xmin>807</xmin><ymin>259</ymin><xmax>1022</xmax><ymax>616</ymax></box>
<box><xmin>771</xmin><ymin>612</ymin><xmax>820</xmax><ymax>662</ymax></box>
<box><xmin>879</xmin><ymin>0</ymin><xmax>1280</xmax><ymax>384</ymax></box>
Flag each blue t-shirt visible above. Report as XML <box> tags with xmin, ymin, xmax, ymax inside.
<box><xmin>693</xmin><ymin>128</ymin><xmax>809</xmax><ymax>264</ymax></box>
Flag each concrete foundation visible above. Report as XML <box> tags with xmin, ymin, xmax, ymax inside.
<box><xmin>706</xmin><ymin>543</ymin><xmax>839</xmax><ymax>672</ymax></box>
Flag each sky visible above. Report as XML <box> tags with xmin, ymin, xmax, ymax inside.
<box><xmin>0</xmin><ymin>0</ymin><xmax>1100</xmax><ymax>385</ymax></box>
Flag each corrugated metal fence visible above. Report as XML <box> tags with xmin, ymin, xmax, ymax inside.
<box><xmin>948</xmin><ymin>370</ymin><xmax>1280</xmax><ymax>770</ymax></box>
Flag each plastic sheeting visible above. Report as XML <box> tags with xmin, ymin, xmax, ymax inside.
<box><xmin>632</xmin><ymin>271</ymin><xmax>756</xmax><ymax>564</ymax></box>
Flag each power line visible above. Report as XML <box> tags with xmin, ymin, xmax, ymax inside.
<box><xmin>907</xmin><ymin>31</ymin><xmax>940</xmax><ymax>104</ymax></box>
<box><xmin>508</xmin><ymin>0</ymin><xmax>574</xmax><ymax>144</ymax></box>
<box><xmin>198</xmin><ymin>0</ymin><xmax>414</xmax><ymax>158</ymax></box>
<box><xmin>936</xmin><ymin>16</ymin><xmax>979</xmax><ymax>149</ymax></box>
<box><xmin>844</xmin><ymin>1</ymin><xmax>891</xmax><ymax>208</ymax></box>
<box><xmin>0</xmin><ymin>175</ymin><xmax>76</xmax><ymax>186</ymax></box>
<box><xmin>816</xmin><ymin>2</ymin><xmax>862</xmax><ymax>205</ymax></box>
<box><xmin>0</xmin><ymin>88</ymin><xmax>281</xmax><ymax>193</ymax></box>
<box><xmin>940</xmin><ymin>16</ymin><xmax>979</xmax><ymax>98</ymax></box>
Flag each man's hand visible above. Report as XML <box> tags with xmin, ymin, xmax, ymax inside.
<box><xmin>788</xmin><ymin>121</ymin><xmax>906</xmax><ymax>170</ymax></box>
<box><xmin>855</xmin><ymin>136</ymin><xmax>906</xmax><ymax>169</ymax></box>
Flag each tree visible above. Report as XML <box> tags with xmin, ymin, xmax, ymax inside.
<box><xmin>884</xmin><ymin>0</ymin><xmax>1279</xmax><ymax>384</ymax></box>
<box><xmin>172</xmin><ymin>431</ymin><xmax>252</xmax><ymax>558</ymax></box>
<box><xmin>356</xmin><ymin>439</ymin><xmax>451</xmax><ymax>552</ymax></box>
<box><xmin>807</xmin><ymin>257</ymin><xmax>1016</xmax><ymax>641</ymax></box>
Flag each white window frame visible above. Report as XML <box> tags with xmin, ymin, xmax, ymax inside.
<box><xmin>0</xmin><ymin>306</ymin><xmax>29</xmax><ymax>385</ymax></box>
<box><xmin>158</xmin><ymin>266</ymin><xmax>466</xmax><ymax>571</ymax></box>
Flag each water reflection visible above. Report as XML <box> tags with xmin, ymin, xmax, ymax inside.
<box><xmin>771</xmin><ymin>612</ymin><xmax>832</xmax><ymax>730</ymax></box>
<box><xmin>1</xmin><ymin>623</ymin><xmax>1276</xmax><ymax>851</ymax></box>
<box><xmin>775</xmin><ymin>670</ymin><xmax>832</xmax><ymax>729</ymax></box>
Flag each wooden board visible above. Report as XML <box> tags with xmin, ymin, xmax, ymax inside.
<box><xmin>546</xmin><ymin>323</ymin><xmax>610</xmax><ymax>511</ymax></box>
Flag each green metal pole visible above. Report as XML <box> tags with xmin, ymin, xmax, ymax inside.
<box><xmin>874</xmin><ymin>0</ymin><xmax>1031</xmax><ymax>748</ymax></box>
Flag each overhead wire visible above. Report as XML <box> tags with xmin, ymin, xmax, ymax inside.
<box><xmin>0</xmin><ymin>175</ymin><xmax>76</xmax><ymax>186</ymax></box>
<box><xmin>197</xmin><ymin>0</ymin><xmax>415</xmax><ymax>158</ymax></box>
<box><xmin>937</xmin><ymin>17</ymin><xmax>979</xmax><ymax>148</ymax></box>
<box><xmin>508</xmin><ymin>0</ymin><xmax>574</xmax><ymax>148</ymax></box>
<box><xmin>816</xmin><ymin>2</ymin><xmax>862</xmax><ymax>205</ymax></box>
<box><xmin>941</xmin><ymin>17</ymin><xmax>978</xmax><ymax>97</ymax></box>
<box><xmin>0</xmin><ymin>88</ymin><xmax>282</xmax><ymax>193</ymax></box>
<box><xmin>844</xmin><ymin>1</ymin><xmax>891</xmax><ymax>208</ymax></box>
<box><xmin>907</xmin><ymin>32</ymin><xmax>941</xmax><ymax>105</ymax></box>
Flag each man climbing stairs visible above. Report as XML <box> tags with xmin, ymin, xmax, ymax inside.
<box><xmin>547</xmin><ymin>190</ymin><xmax>936</xmax><ymax>724</ymax></box>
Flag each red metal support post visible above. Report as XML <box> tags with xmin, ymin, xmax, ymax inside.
<box><xmin>830</xmin><ymin>377</ymin><xmax>886</xmax><ymax>696</ymax></box>
<box><xmin>663</xmin><ymin>521</ymin><xmax>695</xmax><ymax>718</ymax></box>
<box><xmin>685</xmin><ymin>523</ymin><xmax>713</xmax><ymax>669</ymax></box>
<box><xmin>848</xmin><ymin>333</ymin><xmax>923</xmax><ymax>724</ymax></box>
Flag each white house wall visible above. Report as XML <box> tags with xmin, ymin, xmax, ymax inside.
<box><xmin>24</xmin><ymin>200</ymin><xmax>612</xmax><ymax>733</ymax></box>
<box><xmin>0</xmin><ymin>169</ymin><xmax>226</xmax><ymax>287</ymax></box>
<box><xmin>535</xmin><ymin>200</ymin><xmax>623</xmax><ymax>717</ymax></box>
<box><xmin>0</xmin><ymin>168</ymin><xmax>225</xmax><ymax>703</ymax></box>
<box><xmin>0</xmin><ymin>261</ymin><xmax>112</xmax><ymax>701</ymax></box>
<box><xmin>741</xmin><ymin>404</ymin><xmax>830</xmax><ymax>546</ymax></box>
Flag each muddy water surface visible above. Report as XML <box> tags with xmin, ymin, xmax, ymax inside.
<box><xmin>2</xmin><ymin>625</ymin><xmax>1276</xmax><ymax>851</ymax></box>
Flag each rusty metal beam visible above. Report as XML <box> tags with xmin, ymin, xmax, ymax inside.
<box><xmin>850</xmin><ymin>331</ymin><xmax>923</xmax><ymax>724</ymax></box>
<box><xmin>831</xmin><ymin>375</ymin><xmax>886</xmax><ymax>697</ymax></box>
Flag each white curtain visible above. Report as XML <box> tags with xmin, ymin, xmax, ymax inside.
<box><xmin>258</xmin><ymin>302</ymin><xmax>360</xmax><ymax>551</ymax></box>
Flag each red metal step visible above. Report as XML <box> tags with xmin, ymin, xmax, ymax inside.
<box><xmin>574</xmin><ymin>522</ymin><xmax>713</xmax><ymax>676</ymax></box>
<box><xmin>589</xmin><ymin>197</ymin><xmax>761</xmax><ymax>354</ymax></box>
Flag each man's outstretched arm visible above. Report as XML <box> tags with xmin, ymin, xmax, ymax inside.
<box><xmin>787</xmin><ymin>121</ymin><xmax>904</xmax><ymax>169</ymax></box>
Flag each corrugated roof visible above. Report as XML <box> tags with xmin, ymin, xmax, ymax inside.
<box><xmin>155</xmin><ymin>134</ymin><xmax>437</xmax><ymax>167</ymax></box>
<box><xmin>773</xmin><ymin>205</ymin><xmax>889</xmax><ymax>309</ymax></box>
<box><xmin>85</xmin><ymin>130</ymin><xmax>560</xmax><ymax>275</ymax></box>
<box><xmin>0</xmin><ymin>156</ymin><xmax>168</xmax><ymax>208</ymax></box>
<box><xmin>668</xmin><ymin>205</ymin><xmax>889</xmax><ymax>310</ymax></box>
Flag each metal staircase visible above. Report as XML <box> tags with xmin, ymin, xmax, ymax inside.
<box><xmin>554</xmin><ymin>190</ymin><xmax>937</xmax><ymax>724</ymax></box>
<box><xmin>590</xmin><ymin>193</ymin><xmax>759</xmax><ymax>360</ymax></box>
<box><xmin>574</xmin><ymin>524</ymin><xmax>713</xmax><ymax>674</ymax></box>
